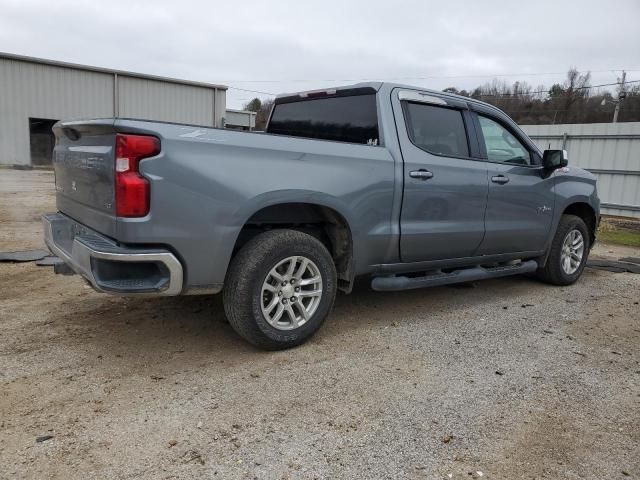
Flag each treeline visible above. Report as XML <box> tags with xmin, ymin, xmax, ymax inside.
<box><xmin>443</xmin><ymin>68</ymin><xmax>640</xmax><ymax>125</ymax></box>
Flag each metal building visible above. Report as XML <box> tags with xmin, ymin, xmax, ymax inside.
<box><xmin>225</xmin><ymin>109</ymin><xmax>257</xmax><ymax>131</ymax></box>
<box><xmin>0</xmin><ymin>52</ymin><xmax>227</xmax><ymax>166</ymax></box>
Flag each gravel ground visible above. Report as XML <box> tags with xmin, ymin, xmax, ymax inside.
<box><xmin>1</xmin><ymin>169</ymin><xmax>639</xmax><ymax>480</ymax></box>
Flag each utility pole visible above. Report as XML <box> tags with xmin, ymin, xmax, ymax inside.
<box><xmin>612</xmin><ymin>70</ymin><xmax>626</xmax><ymax>123</ymax></box>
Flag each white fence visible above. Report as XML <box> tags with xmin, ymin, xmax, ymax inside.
<box><xmin>521</xmin><ymin>122</ymin><xmax>640</xmax><ymax>218</ymax></box>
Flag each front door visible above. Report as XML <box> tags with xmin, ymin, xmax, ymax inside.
<box><xmin>473</xmin><ymin>113</ymin><xmax>554</xmax><ymax>255</ymax></box>
<box><xmin>394</xmin><ymin>90</ymin><xmax>488</xmax><ymax>262</ymax></box>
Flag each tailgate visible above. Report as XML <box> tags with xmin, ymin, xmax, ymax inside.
<box><xmin>52</xmin><ymin>120</ymin><xmax>117</xmax><ymax>238</ymax></box>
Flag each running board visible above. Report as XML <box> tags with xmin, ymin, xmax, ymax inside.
<box><xmin>371</xmin><ymin>260</ymin><xmax>538</xmax><ymax>292</ymax></box>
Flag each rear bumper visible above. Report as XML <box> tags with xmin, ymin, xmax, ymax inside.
<box><xmin>43</xmin><ymin>212</ymin><xmax>183</xmax><ymax>296</ymax></box>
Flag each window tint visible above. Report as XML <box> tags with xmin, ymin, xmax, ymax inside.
<box><xmin>478</xmin><ymin>116</ymin><xmax>531</xmax><ymax>165</ymax></box>
<box><xmin>405</xmin><ymin>103</ymin><xmax>469</xmax><ymax>157</ymax></box>
<box><xmin>267</xmin><ymin>94</ymin><xmax>379</xmax><ymax>145</ymax></box>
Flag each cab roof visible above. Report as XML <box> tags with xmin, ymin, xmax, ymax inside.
<box><xmin>275</xmin><ymin>81</ymin><xmax>499</xmax><ymax>112</ymax></box>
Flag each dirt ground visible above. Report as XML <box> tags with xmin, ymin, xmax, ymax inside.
<box><xmin>1</xmin><ymin>169</ymin><xmax>639</xmax><ymax>480</ymax></box>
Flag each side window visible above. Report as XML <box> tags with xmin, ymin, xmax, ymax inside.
<box><xmin>477</xmin><ymin>115</ymin><xmax>531</xmax><ymax>165</ymax></box>
<box><xmin>404</xmin><ymin>103</ymin><xmax>469</xmax><ymax>157</ymax></box>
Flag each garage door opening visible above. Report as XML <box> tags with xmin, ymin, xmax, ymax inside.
<box><xmin>29</xmin><ymin>118</ymin><xmax>58</xmax><ymax>166</ymax></box>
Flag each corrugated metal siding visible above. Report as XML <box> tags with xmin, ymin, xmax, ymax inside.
<box><xmin>0</xmin><ymin>58</ymin><xmax>114</xmax><ymax>165</ymax></box>
<box><xmin>225</xmin><ymin>109</ymin><xmax>256</xmax><ymax>129</ymax></box>
<box><xmin>522</xmin><ymin>122</ymin><xmax>640</xmax><ymax>218</ymax></box>
<box><xmin>118</xmin><ymin>76</ymin><xmax>215</xmax><ymax>126</ymax></box>
<box><xmin>0</xmin><ymin>56</ymin><xmax>227</xmax><ymax>165</ymax></box>
<box><xmin>214</xmin><ymin>88</ymin><xmax>226</xmax><ymax>129</ymax></box>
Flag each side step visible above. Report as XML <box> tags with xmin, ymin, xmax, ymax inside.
<box><xmin>371</xmin><ymin>260</ymin><xmax>538</xmax><ymax>292</ymax></box>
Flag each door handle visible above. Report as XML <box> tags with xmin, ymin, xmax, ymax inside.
<box><xmin>491</xmin><ymin>175</ymin><xmax>509</xmax><ymax>184</ymax></box>
<box><xmin>409</xmin><ymin>169</ymin><xmax>434</xmax><ymax>180</ymax></box>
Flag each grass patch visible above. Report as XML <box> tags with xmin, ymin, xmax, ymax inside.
<box><xmin>598</xmin><ymin>217</ymin><xmax>640</xmax><ymax>247</ymax></box>
<box><xmin>598</xmin><ymin>229</ymin><xmax>640</xmax><ymax>247</ymax></box>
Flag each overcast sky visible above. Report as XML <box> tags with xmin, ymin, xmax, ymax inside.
<box><xmin>1</xmin><ymin>0</ymin><xmax>639</xmax><ymax>108</ymax></box>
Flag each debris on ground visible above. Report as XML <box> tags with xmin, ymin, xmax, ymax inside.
<box><xmin>35</xmin><ymin>435</ymin><xmax>53</xmax><ymax>443</ymax></box>
<box><xmin>0</xmin><ymin>249</ymin><xmax>49</xmax><ymax>262</ymax></box>
<box><xmin>619</xmin><ymin>257</ymin><xmax>640</xmax><ymax>265</ymax></box>
<box><xmin>35</xmin><ymin>256</ymin><xmax>63</xmax><ymax>266</ymax></box>
<box><xmin>442</xmin><ymin>434</ymin><xmax>454</xmax><ymax>443</ymax></box>
<box><xmin>587</xmin><ymin>259</ymin><xmax>640</xmax><ymax>273</ymax></box>
<box><xmin>181</xmin><ymin>450</ymin><xmax>204</xmax><ymax>465</ymax></box>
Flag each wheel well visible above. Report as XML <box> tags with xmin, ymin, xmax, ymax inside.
<box><xmin>563</xmin><ymin>202</ymin><xmax>597</xmax><ymax>244</ymax></box>
<box><xmin>233</xmin><ymin>203</ymin><xmax>354</xmax><ymax>292</ymax></box>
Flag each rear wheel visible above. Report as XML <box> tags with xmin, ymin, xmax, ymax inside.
<box><xmin>223</xmin><ymin>229</ymin><xmax>337</xmax><ymax>350</ymax></box>
<box><xmin>537</xmin><ymin>214</ymin><xmax>590</xmax><ymax>285</ymax></box>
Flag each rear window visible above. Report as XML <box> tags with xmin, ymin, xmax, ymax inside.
<box><xmin>404</xmin><ymin>103</ymin><xmax>469</xmax><ymax>157</ymax></box>
<box><xmin>267</xmin><ymin>94</ymin><xmax>379</xmax><ymax>145</ymax></box>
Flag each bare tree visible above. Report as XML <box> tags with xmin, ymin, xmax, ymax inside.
<box><xmin>255</xmin><ymin>99</ymin><xmax>274</xmax><ymax>130</ymax></box>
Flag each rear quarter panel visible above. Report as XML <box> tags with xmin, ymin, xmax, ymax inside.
<box><xmin>113</xmin><ymin>120</ymin><xmax>396</xmax><ymax>291</ymax></box>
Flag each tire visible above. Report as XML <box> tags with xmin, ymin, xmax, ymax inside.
<box><xmin>537</xmin><ymin>214</ymin><xmax>590</xmax><ymax>286</ymax></box>
<box><xmin>223</xmin><ymin>229</ymin><xmax>337</xmax><ymax>350</ymax></box>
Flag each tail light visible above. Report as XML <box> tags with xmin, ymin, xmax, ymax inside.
<box><xmin>115</xmin><ymin>134</ymin><xmax>160</xmax><ymax>217</ymax></box>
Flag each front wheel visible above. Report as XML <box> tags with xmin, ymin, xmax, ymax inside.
<box><xmin>223</xmin><ymin>229</ymin><xmax>337</xmax><ymax>350</ymax></box>
<box><xmin>537</xmin><ymin>214</ymin><xmax>590</xmax><ymax>286</ymax></box>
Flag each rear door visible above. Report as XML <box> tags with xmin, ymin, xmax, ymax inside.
<box><xmin>472</xmin><ymin>109</ymin><xmax>554</xmax><ymax>255</ymax></box>
<box><xmin>393</xmin><ymin>89</ymin><xmax>488</xmax><ymax>262</ymax></box>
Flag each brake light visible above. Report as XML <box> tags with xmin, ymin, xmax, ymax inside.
<box><xmin>299</xmin><ymin>89</ymin><xmax>337</xmax><ymax>98</ymax></box>
<box><xmin>115</xmin><ymin>134</ymin><xmax>160</xmax><ymax>217</ymax></box>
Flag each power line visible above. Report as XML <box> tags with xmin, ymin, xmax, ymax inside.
<box><xmin>227</xmin><ymin>86</ymin><xmax>277</xmax><ymax>96</ymax></box>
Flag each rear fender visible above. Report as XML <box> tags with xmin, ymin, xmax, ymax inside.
<box><xmin>217</xmin><ymin>189</ymin><xmax>356</xmax><ymax>279</ymax></box>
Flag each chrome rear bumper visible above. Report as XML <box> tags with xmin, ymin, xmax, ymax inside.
<box><xmin>43</xmin><ymin>213</ymin><xmax>183</xmax><ymax>296</ymax></box>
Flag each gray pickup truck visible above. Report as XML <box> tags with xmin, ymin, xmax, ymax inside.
<box><xmin>44</xmin><ymin>82</ymin><xmax>599</xmax><ymax>349</ymax></box>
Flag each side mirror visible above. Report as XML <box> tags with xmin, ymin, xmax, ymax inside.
<box><xmin>542</xmin><ymin>149</ymin><xmax>568</xmax><ymax>170</ymax></box>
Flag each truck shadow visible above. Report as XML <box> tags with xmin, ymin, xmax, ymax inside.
<box><xmin>48</xmin><ymin>273</ymin><xmax>549</xmax><ymax>367</ymax></box>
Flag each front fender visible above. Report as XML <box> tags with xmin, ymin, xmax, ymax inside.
<box><xmin>540</xmin><ymin>173</ymin><xmax>599</xmax><ymax>263</ymax></box>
